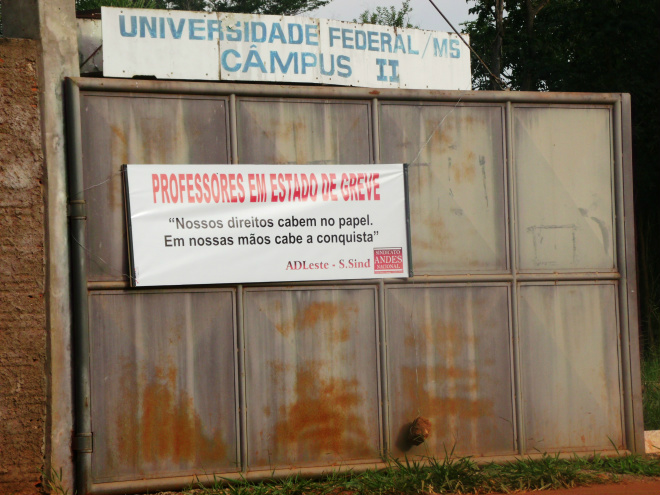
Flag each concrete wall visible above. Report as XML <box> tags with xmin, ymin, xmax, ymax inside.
<box><xmin>0</xmin><ymin>38</ymin><xmax>47</xmax><ymax>495</ymax></box>
<box><xmin>2</xmin><ymin>1</ymin><xmax>80</xmax><ymax>493</ymax></box>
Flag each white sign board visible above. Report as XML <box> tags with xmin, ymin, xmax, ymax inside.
<box><xmin>124</xmin><ymin>164</ymin><xmax>410</xmax><ymax>286</ymax></box>
<box><xmin>102</xmin><ymin>7</ymin><xmax>471</xmax><ymax>90</ymax></box>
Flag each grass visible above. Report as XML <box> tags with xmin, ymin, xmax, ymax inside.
<box><xmin>41</xmin><ymin>467</ymin><xmax>70</xmax><ymax>495</ymax></box>
<box><xmin>643</xmin><ymin>348</ymin><xmax>660</xmax><ymax>430</ymax></box>
<box><xmin>165</xmin><ymin>452</ymin><xmax>660</xmax><ymax>495</ymax></box>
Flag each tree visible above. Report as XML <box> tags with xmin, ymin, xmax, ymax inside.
<box><xmin>354</xmin><ymin>0</ymin><xmax>416</xmax><ymax>28</ymax></box>
<box><xmin>75</xmin><ymin>0</ymin><xmax>330</xmax><ymax>16</ymax></box>
<box><xmin>463</xmin><ymin>0</ymin><xmax>572</xmax><ymax>90</ymax></box>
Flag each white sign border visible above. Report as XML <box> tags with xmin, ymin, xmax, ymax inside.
<box><xmin>122</xmin><ymin>163</ymin><xmax>413</xmax><ymax>287</ymax></box>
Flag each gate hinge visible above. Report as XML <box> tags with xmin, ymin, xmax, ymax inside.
<box><xmin>67</xmin><ymin>200</ymin><xmax>87</xmax><ymax>219</ymax></box>
<box><xmin>73</xmin><ymin>432</ymin><xmax>93</xmax><ymax>453</ymax></box>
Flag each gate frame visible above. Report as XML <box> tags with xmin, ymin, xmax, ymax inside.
<box><xmin>64</xmin><ymin>77</ymin><xmax>641</xmax><ymax>495</ymax></box>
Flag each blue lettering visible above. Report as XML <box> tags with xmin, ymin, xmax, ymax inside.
<box><xmin>301</xmin><ymin>52</ymin><xmax>317</xmax><ymax>73</ymax></box>
<box><xmin>270</xmin><ymin>51</ymin><xmax>299</xmax><ymax>74</ymax></box>
<box><xmin>375</xmin><ymin>58</ymin><xmax>387</xmax><ymax>81</ymax></box>
<box><xmin>189</xmin><ymin>19</ymin><xmax>204</xmax><ymax>40</ymax></box>
<box><xmin>227</xmin><ymin>22</ymin><xmax>242</xmax><ymax>42</ymax></box>
<box><xmin>388</xmin><ymin>60</ymin><xmax>400</xmax><ymax>82</ymax></box>
<box><xmin>394</xmin><ymin>34</ymin><xmax>406</xmax><ymax>53</ymax></box>
<box><xmin>139</xmin><ymin>16</ymin><xmax>157</xmax><ymax>38</ymax></box>
<box><xmin>243</xmin><ymin>46</ymin><xmax>267</xmax><ymax>72</ymax></box>
<box><xmin>337</xmin><ymin>55</ymin><xmax>352</xmax><ymax>78</ymax></box>
<box><xmin>450</xmin><ymin>39</ymin><xmax>460</xmax><ymax>58</ymax></box>
<box><xmin>407</xmin><ymin>35</ymin><xmax>419</xmax><ymax>54</ymax></box>
<box><xmin>269</xmin><ymin>23</ymin><xmax>286</xmax><ymax>43</ymax></box>
<box><xmin>159</xmin><ymin>17</ymin><xmax>165</xmax><ymax>38</ymax></box>
<box><xmin>433</xmin><ymin>38</ymin><xmax>448</xmax><ymax>57</ymax></box>
<box><xmin>329</xmin><ymin>27</ymin><xmax>341</xmax><ymax>47</ymax></box>
<box><xmin>380</xmin><ymin>33</ymin><xmax>392</xmax><ymax>53</ymax></box>
<box><xmin>319</xmin><ymin>54</ymin><xmax>334</xmax><ymax>75</ymax></box>
<box><xmin>168</xmin><ymin>18</ymin><xmax>185</xmax><ymax>39</ymax></box>
<box><xmin>355</xmin><ymin>30</ymin><xmax>367</xmax><ymax>50</ymax></box>
<box><xmin>221</xmin><ymin>49</ymin><xmax>241</xmax><ymax>72</ymax></box>
<box><xmin>207</xmin><ymin>19</ymin><xmax>222</xmax><ymax>40</ymax></box>
<box><xmin>119</xmin><ymin>15</ymin><xmax>137</xmax><ymax>37</ymax></box>
<box><xmin>251</xmin><ymin>22</ymin><xmax>267</xmax><ymax>43</ymax></box>
<box><xmin>342</xmin><ymin>28</ymin><xmax>354</xmax><ymax>49</ymax></box>
<box><xmin>305</xmin><ymin>24</ymin><xmax>319</xmax><ymax>46</ymax></box>
<box><xmin>288</xmin><ymin>23</ymin><xmax>303</xmax><ymax>44</ymax></box>
<box><xmin>368</xmin><ymin>31</ymin><xmax>379</xmax><ymax>51</ymax></box>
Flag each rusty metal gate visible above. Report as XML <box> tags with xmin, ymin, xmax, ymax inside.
<box><xmin>64</xmin><ymin>78</ymin><xmax>642</xmax><ymax>494</ymax></box>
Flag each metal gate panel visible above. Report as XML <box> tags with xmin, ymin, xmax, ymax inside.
<box><xmin>379</xmin><ymin>103</ymin><xmax>507</xmax><ymax>274</ymax></box>
<box><xmin>514</xmin><ymin>106</ymin><xmax>615</xmax><ymax>271</ymax></box>
<box><xmin>243</xmin><ymin>287</ymin><xmax>381</xmax><ymax>469</ymax></box>
<box><xmin>79</xmin><ymin>93</ymin><xmax>230</xmax><ymax>282</ymax></box>
<box><xmin>89</xmin><ymin>289</ymin><xmax>238</xmax><ymax>482</ymax></box>
<box><xmin>236</xmin><ymin>99</ymin><xmax>372</xmax><ymax>164</ymax></box>
<box><xmin>385</xmin><ymin>284</ymin><xmax>516</xmax><ymax>457</ymax></box>
<box><xmin>518</xmin><ymin>283</ymin><xmax>623</xmax><ymax>452</ymax></box>
<box><xmin>64</xmin><ymin>79</ymin><xmax>641</xmax><ymax>494</ymax></box>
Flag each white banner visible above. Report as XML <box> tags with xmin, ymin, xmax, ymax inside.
<box><xmin>124</xmin><ymin>164</ymin><xmax>410</xmax><ymax>286</ymax></box>
<box><xmin>102</xmin><ymin>7</ymin><xmax>471</xmax><ymax>90</ymax></box>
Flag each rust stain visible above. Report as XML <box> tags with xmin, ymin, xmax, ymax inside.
<box><xmin>443</xmin><ymin>366</ymin><xmax>478</xmax><ymax>380</ymax></box>
<box><xmin>110</xmin><ymin>125</ymin><xmax>128</xmax><ymax>150</ymax></box>
<box><xmin>275</xmin><ymin>301</ymin><xmax>355</xmax><ymax>342</ymax></box>
<box><xmin>271</xmin><ymin>365</ymin><xmax>373</xmax><ymax>462</ymax></box>
<box><xmin>395</xmin><ymin>319</ymin><xmax>497</xmax><ymax>454</ymax></box>
<box><xmin>422</xmin><ymin>118</ymin><xmax>456</xmax><ymax>154</ymax></box>
<box><xmin>452</xmin><ymin>160</ymin><xmax>476</xmax><ymax>185</ymax></box>
<box><xmin>299</xmin><ymin>301</ymin><xmax>339</xmax><ymax>328</ymax></box>
<box><xmin>369</xmin><ymin>90</ymin><xmax>380</xmax><ymax>95</ymax></box>
<box><xmin>398</xmin><ymin>364</ymin><xmax>495</xmax><ymax>450</ymax></box>
<box><xmin>268</xmin><ymin>361</ymin><xmax>291</xmax><ymax>374</ymax></box>
<box><xmin>404</xmin><ymin>334</ymin><xmax>416</xmax><ymax>348</ymax></box>
<box><xmin>115</xmin><ymin>364</ymin><xmax>228</xmax><ymax>468</ymax></box>
<box><xmin>412</xmin><ymin>212</ymin><xmax>451</xmax><ymax>253</ymax></box>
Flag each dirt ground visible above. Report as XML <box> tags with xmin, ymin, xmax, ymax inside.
<box><xmin>159</xmin><ymin>479</ymin><xmax>660</xmax><ymax>495</ymax></box>
<box><xmin>484</xmin><ymin>477</ymin><xmax>660</xmax><ymax>495</ymax></box>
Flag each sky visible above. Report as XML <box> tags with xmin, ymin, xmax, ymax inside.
<box><xmin>303</xmin><ymin>0</ymin><xmax>474</xmax><ymax>32</ymax></box>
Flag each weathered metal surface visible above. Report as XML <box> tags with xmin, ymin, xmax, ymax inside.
<box><xmin>64</xmin><ymin>78</ymin><xmax>641</xmax><ymax>494</ymax></box>
<box><xmin>236</xmin><ymin>98</ymin><xmax>371</xmax><ymax>164</ymax></box>
<box><xmin>379</xmin><ymin>104</ymin><xmax>507</xmax><ymax>273</ymax></box>
<box><xmin>518</xmin><ymin>283</ymin><xmax>623</xmax><ymax>452</ymax></box>
<box><xmin>619</xmin><ymin>95</ymin><xmax>644</xmax><ymax>452</ymax></box>
<box><xmin>514</xmin><ymin>106</ymin><xmax>615</xmax><ymax>271</ymax></box>
<box><xmin>243</xmin><ymin>287</ymin><xmax>381</xmax><ymax>469</ymax></box>
<box><xmin>386</xmin><ymin>285</ymin><xmax>516</xmax><ymax>457</ymax></box>
<box><xmin>71</xmin><ymin>77</ymin><xmax>628</xmax><ymax>104</ymax></box>
<box><xmin>88</xmin><ymin>290</ymin><xmax>237</xmax><ymax>482</ymax></box>
<box><xmin>79</xmin><ymin>93</ymin><xmax>230</xmax><ymax>282</ymax></box>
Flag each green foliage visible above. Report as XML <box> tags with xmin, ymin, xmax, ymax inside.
<box><xmin>354</xmin><ymin>0</ymin><xmax>416</xmax><ymax>28</ymax></box>
<box><xmin>183</xmin><ymin>452</ymin><xmax>660</xmax><ymax>495</ymax></box>
<box><xmin>76</xmin><ymin>0</ymin><xmax>158</xmax><ymax>9</ymax></box>
<box><xmin>75</xmin><ymin>0</ymin><xmax>330</xmax><ymax>15</ymax></box>
<box><xmin>643</xmin><ymin>349</ymin><xmax>660</xmax><ymax>430</ymax></box>
<box><xmin>41</xmin><ymin>467</ymin><xmax>70</xmax><ymax>495</ymax></box>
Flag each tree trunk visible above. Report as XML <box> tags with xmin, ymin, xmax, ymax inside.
<box><xmin>522</xmin><ymin>0</ymin><xmax>549</xmax><ymax>90</ymax></box>
<box><xmin>491</xmin><ymin>0</ymin><xmax>505</xmax><ymax>90</ymax></box>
